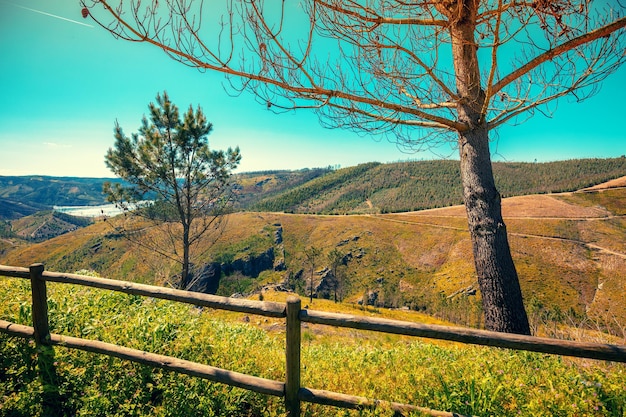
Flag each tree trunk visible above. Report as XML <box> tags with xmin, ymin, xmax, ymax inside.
<box><xmin>182</xmin><ymin>225</ymin><xmax>191</xmax><ymax>289</ymax></box>
<box><xmin>449</xmin><ymin>0</ymin><xmax>530</xmax><ymax>334</ymax></box>
<box><xmin>458</xmin><ymin>126</ymin><xmax>530</xmax><ymax>334</ymax></box>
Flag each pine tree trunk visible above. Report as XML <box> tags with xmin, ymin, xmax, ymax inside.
<box><xmin>182</xmin><ymin>225</ymin><xmax>191</xmax><ymax>289</ymax></box>
<box><xmin>458</xmin><ymin>126</ymin><xmax>530</xmax><ymax>334</ymax></box>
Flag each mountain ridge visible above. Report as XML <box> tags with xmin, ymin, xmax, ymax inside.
<box><xmin>2</xmin><ymin>157</ymin><xmax>626</xmax><ymax>220</ymax></box>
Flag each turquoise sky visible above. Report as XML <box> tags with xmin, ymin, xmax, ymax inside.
<box><xmin>1</xmin><ymin>1</ymin><xmax>624</xmax><ymax>178</ymax></box>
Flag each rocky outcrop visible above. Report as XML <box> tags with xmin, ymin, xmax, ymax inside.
<box><xmin>187</xmin><ymin>246</ymin><xmax>277</xmax><ymax>294</ymax></box>
<box><xmin>224</xmin><ymin>247</ymin><xmax>275</xmax><ymax>278</ymax></box>
<box><xmin>186</xmin><ymin>222</ymin><xmax>351</xmax><ymax>298</ymax></box>
<box><xmin>312</xmin><ymin>267</ymin><xmax>338</xmax><ymax>300</ymax></box>
<box><xmin>357</xmin><ymin>290</ymin><xmax>379</xmax><ymax>306</ymax></box>
<box><xmin>273</xmin><ymin>223</ymin><xmax>286</xmax><ymax>271</ymax></box>
<box><xmin>185</xmin><ymin>262</ymin><xmax>222</xmax><ymax>294</ymax></box>
<box><xmin>273</xmin><ymin>224</ymin><xmax>283</xmax><ymax>244</ymax></box>
<box><xmin>273</xmin><ymin>257</ymin><xmax>286</xmax><ymax>271</ymax></box>
<box><xmin>337</xmin><ymin>235</ymin><xmax>359</xmax><ymax>247</ymax></box>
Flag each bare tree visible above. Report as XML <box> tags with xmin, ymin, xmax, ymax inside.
<box><xmin>82</xmin><ymin>0</ymin><xmax>626</xmax><ymax>334</ymax></box>
<box><xmin>304</xmin><ymin>246</ymin><xmax>322</xmax><ymax>303</ymax></box>
<box><xmin>328</xmin><ymin>248</ymin><xmax>345</xmax><ymax>302</ymax></box>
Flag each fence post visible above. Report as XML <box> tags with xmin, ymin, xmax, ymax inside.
<box><xmin>30</xmin><ymin>263</ymin><xmax>64</xmax><ymax>412</ymax></box>
<box><xmin>29</xmin><ymin>263</ymin><xmax>50</xmax><ymax>345</ymax></box>
<box><xmin>285</xmin><ymin>296</ymin><xmax>301</xmax><ymax>417</ymax></box>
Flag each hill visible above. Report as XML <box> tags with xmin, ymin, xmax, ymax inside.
<box><xmin>3</xmin><ymin>157</ymin><xmax>626</xmax><ymax>221</ymax></box>
<box><xmin>9</xmin><ymin>211</ymin><xmax>93</xmax><ymax>242</ymax></box>
<box><xmin>0</xmin><ymin>176</ymin><xmax>122</xmax><ymax>221</ymax></box>
<box><xmin>249</xmin><ymin>157</ymin><xmax>626</xmax><ymax>214</ymax></box>
<box><xmin>1</xmin><ymin>211</ymin><xmax>94</xmax><ymax>259</ymax></box>
<box><xmin>232</xmin><ymin>167</ymin><xmax>333</xmax><ymax>209</ymax></box>
<box><xmin>1</xmin><ymin>279</ymin><xmax>624</xmax><ymax>416</ymax></box>
<box><xmin>3</xmin><ymin>180</ymin><xmax>625</xmax><ymax>333</ymax></box>
<box><xmin>2</xmin><ymin>179</ymin><xmax>626</xmax><ymax>414</ymax></box>
<box><xmin>0</xmin><ymin>198</ymin><xmax>50</xmax><ymax>220</ymax></box>
<box><xmin>0</xmin><ymin>168</ymin><xmax>331</xmax><ymax>220</ymax></box>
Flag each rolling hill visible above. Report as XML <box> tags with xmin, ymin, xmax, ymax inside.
<box><xmin>0</xmin><ymin>198</ymin><xmax>50</xmax><ymax>220</ymax></box>
<box><xmin>3</xmin><ymin>157</ymin><xmax>626</xmax><ymax>220</ymax></box>
<box><xmin>2</xmin><ymin>177</ymin><xmax>624</xmax><ymax>333</ymax></box>
<box><xmin>0</xmin><ymin>176</ymin><xmax>121</xmax><ymax>212</ymax></box>
<box><xmin>0</xmin><ymin>169</ymin><xmax>330</xmax><ymax>220</ymax></box>
<box><xmin>9</xmin><ymin>211</ymin><xmax>93</xmax><ymax>242</ymax></box>
<box><xmin>248</xmin><ymin>157</ymin><xmax>626</xmax><ymax>214</ymax></box>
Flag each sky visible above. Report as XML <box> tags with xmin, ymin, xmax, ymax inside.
<box><xmin>0</xmin><ymin>1</ymin><xmax>624</xmax><ymax>178</ymax></box>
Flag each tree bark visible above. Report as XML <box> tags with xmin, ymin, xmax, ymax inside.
<box><xmin>458</xmin><ymin>126</ymin><xmax>530</xmax><ymax>334</ymax></box>
<box><xmin>182</xmin><ymin>225</ymin><xmax>191</xmax><ymax>289</ymax></box>
<box><xmin>448</xmin><ymin>0</ymin><xmax>530</xmax><ymax>334</ymax></box>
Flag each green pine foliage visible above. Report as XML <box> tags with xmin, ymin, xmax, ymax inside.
<box><xmin>493</xmin><ymin>158</ymin><xmax>626</xmax><ymax>196</ymax></box>
<box><xmin>251</xmin><ymin>163</ymin><xmax>381</xmax><ymax>213</ymax></box>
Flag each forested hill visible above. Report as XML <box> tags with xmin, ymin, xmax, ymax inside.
<box><xmin>0</xmin><ymin>170</ymin><xmax>329</xmax><ymax>221</ymax></box>
<box><xmin>248</xmin><ymin>157</ymin><xmax>626</xmax><ymax>214</ymax></box>
<box><xmin>0</xmin><ymin>176</ymin><xmax>122</xmax><ymax>218</ymax></box>
<box><xmin>1</xmin><ymin>158</ymin><xmax>625</xmax><ymax>219</ymax></box>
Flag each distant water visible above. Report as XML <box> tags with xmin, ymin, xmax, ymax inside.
<box><xmin>53</xmin><ymin>203</ymin><xmax>122</xmax><ymax>218</ymax></box>
<box><xmin>54</xmin><ymin>201</ymin><xmax>152</xmax><ymax>218</ymax></box>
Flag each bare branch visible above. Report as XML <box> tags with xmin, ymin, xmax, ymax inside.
<box><xmin>480</xmin><ymin>0</ymin><xmax>504</xmax><ymax>121</ymax></box>
<box><xmin>491</xmin><ymin>16</ymin><xmax>626</xmax><ymax>95</ymax></box>
<box><xmin>314</xmin><ymin>0</ymin><xmax>447</xmax><ymax>27</ymax></box>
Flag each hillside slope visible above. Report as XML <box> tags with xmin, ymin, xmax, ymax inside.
<box><xmin>10</xmin><ymin>211</ymin><xmax>93</xmax><ymax>242</ymax></box>
<box><xmin>4</xmin><ymin>158</ymin><xmax>625</xmax><ymax>220</ymax></box>
<box><xmin>3</xmin><ymin>182</ymin><xmax>624</xmax><ymax>330</ymax></box>
<box><xmin>250</xmin><ymin>157</ymin><xmax>626</xmax><ymax>214</ymax></box>
<box><xmin>0</xmin><ymin>176</ymin><xmax>121</xmax><ymax>212</ymax></box>
<box><xmin>0</xmin><ymin>198</ymin><xmax>50</xmax><ymax>220</ymax></box>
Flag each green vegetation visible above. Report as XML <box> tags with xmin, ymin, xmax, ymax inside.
<box><xmin>3</xmin><ymin>183</ymin><xmax>626</xmax><ymax>331</ymax></box>
<box><xmin>493</xmin><ymin>158</ymin><xmax>626</xmax><ymax>196</ymax></box>
<box><xmin>234</xmin><ymin>168</ymin><xmax>334</xmax><ymax>209</ymax></box>
<box><xmin>3</xmin><ymin>158</ymin><xmax>625</xmax><ymax>219</ymax></box>
<box><xmin>249</xmin><ymin>158</ymin><xmax>626</xmax><ymax>214</ymax></box>
<box><xmin>212</xmin><ymin>230</ymin><xmax>275</xmax><ymax>265</ymax></box>
<box><xmin>1</xmin><ymin>278</ymin><xmax>624</xmax><ymax>417</ymax></box>
<box><xmin>103</xmin><ymin>91</ymin><xmax>241</xmax><ymax>289</ymax></box>
<box><xmin>0</xmin><ymin>221</ymin><xmax>12</xmax><ymax>239</ymax></box>
<box><xmin>251</xmin><ymin>163</ymin><xmax>382</xmax><ymax>213</ymax></box>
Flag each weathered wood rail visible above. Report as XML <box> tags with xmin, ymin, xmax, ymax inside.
<box><xmin>1</xmin><ymin>263</ymin><xmax>625</xmax><ymax>416</ymax></box>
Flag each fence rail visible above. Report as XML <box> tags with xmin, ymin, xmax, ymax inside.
<box><xmin>1</xmin><ymin>263</ymin><xmax>625</xmax><ymax>417</ymax></box>
<box><xmin>0</xmin><ymin>319</ymin><xmax>284</xmax><ymax>397</ymax></box>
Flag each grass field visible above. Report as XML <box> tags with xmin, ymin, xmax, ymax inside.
<box><xmin>1</xmin><ymin>276</ymin><xmax>625</xmax><ymax>417</ymax></box>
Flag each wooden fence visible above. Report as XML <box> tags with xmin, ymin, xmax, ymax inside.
<box><xmin>1</xmin><ymin>263</ymin><xmax>625</xmax><ymax>417</ymax></box>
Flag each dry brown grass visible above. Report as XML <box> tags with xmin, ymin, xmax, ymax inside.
<box><xmin>583</xmin><ymin>174</ymin><xmax>626</xmax><ymax>190</ymax></box>
<box><xmin>2</xmin><ymin>185</ymin><xmax>625</xmax><ymax>331</ymax></box>
<box><xmin>397</xmin><ymin>193</ymin><xmax>612</xmax><ymax>219</ymax></box>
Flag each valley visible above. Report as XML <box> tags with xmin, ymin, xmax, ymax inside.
<box><xmin>1</xmin><ymin>160</ymin><xmax>625</xmax><ymax>417</ymax></box>
<box><xmin>2</xmin><ymin>175</ymin><xmax>625</xmax><ymax>333</ymax></box>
